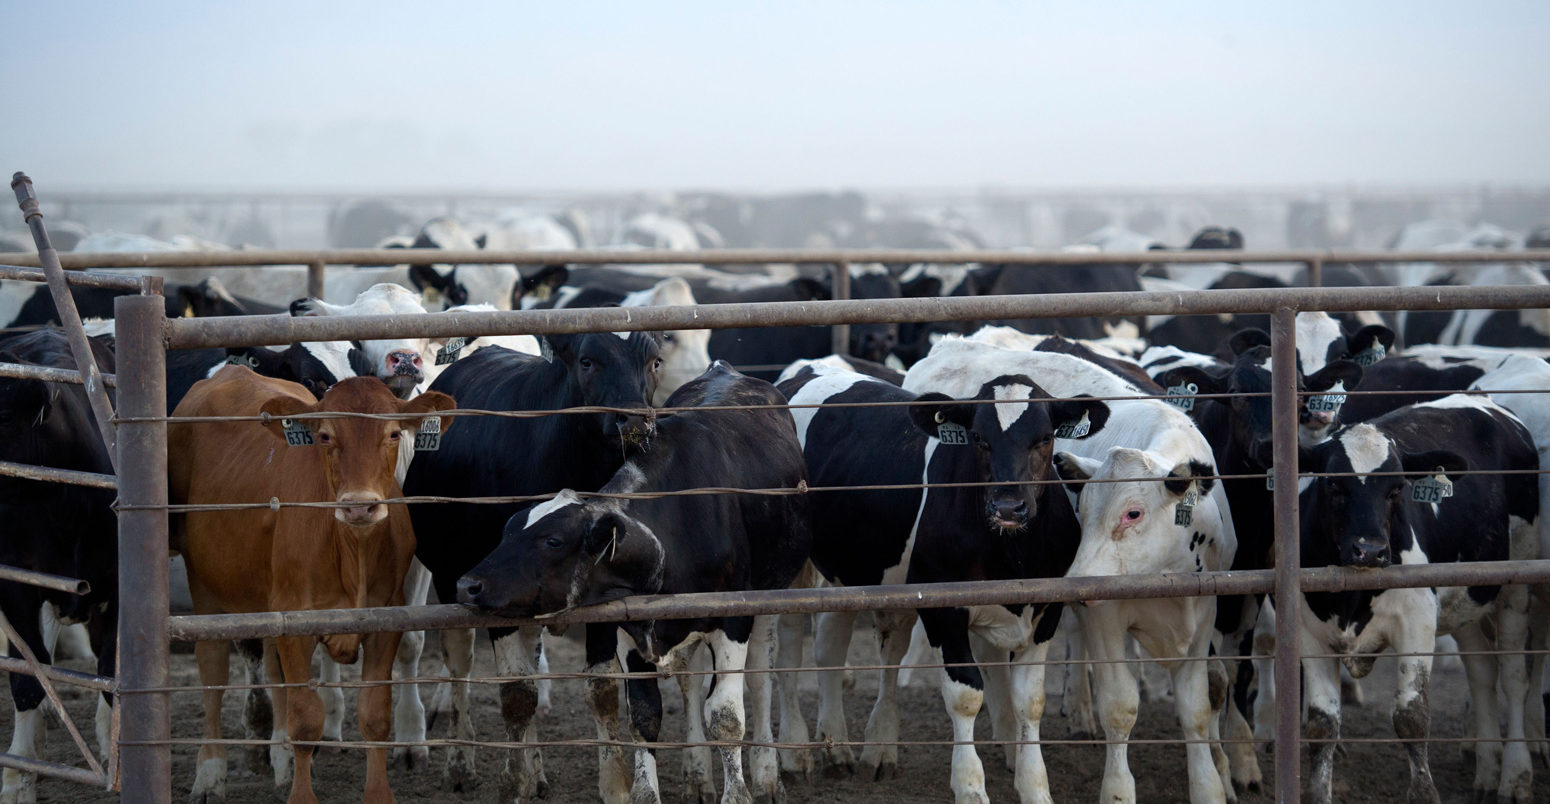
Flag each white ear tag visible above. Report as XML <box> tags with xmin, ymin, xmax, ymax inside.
<box><xmin>1054</xmin><ymin>411</ymin><xmax>1091</xmax><ymax>439</ymax></box>
<box><xmin>1165</xmin><ymin>382</ymin><xmax>1198</xmax><ymax>412</ymax></box>
<box><xmin>1306</xmin><ymin>392</ymin><xmax>1345</xmax><ymax>414</ymax></box>
<box><xmin>539</xmin><ymin>337</ymin><xmax>555</xmax><ymax>363</ymax></box>
<box><xmin>414</xmin><ymin>417</ymin><xmax>442</xmax><ymax>451</ymax></box>
<box><xmin>1411</xmin><ymin>471</ymin><xmax>1454</xmax><ymax>503</ymax></box>
<box><xmin>435</xmin><ymin>337</ymin><xmax>467</xmax><ymax>366</ymax></box>
<box><xmin>937</xmin><ymin>422</ymin><xmax>969</xmax><ymax>445</ymax></box>
<box><xmin>1175</xmin><ymin>488</ymin><xmax>1200</xmax><ymax>526</ymax></box>
<box><xmin>1353</xmin><ymin>344</ymin><xmax>1386</xmax><ymax>367</ymax></box>
<box><xmin>281</xmin><ymin>418</ymin><xmax>314</xmax><ymax>447</ymax></box>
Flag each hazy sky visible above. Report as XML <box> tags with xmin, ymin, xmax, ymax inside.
<box><xmin>4</xmin><ymin>1</ymin><xmax>1547</xmax><ymax>191</ymax></box>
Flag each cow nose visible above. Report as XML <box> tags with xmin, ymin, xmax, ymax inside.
<box><xmin>615</xmin><ymin>411</ymin><xmax>656</xmax><ymax>442</ymax></box>
<box><xmin>1346</xmin><ymin>540</ymin><xmax>1390</xmax><ymax>568</ymax></box>
<box><xmin>456</xmin><ymin>576</ymin><xmax>484</xmax><ymax>606</ymax></box>
<box><xmin>386</xmin><ymin>351</ymin><xmax>424</xmax><ymax>377</ymax></box>
<box><xmin>335</xmin><ymin>492</ymin><xmax>386</xmax><ymax>526</ymax></box>
<box><xmin>989</xmin><ymin>499</ymin><xmax>1030</xmax><ymax>528</ymax></box>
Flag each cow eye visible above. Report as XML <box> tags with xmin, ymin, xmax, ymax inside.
<box><xmin>579</xmin><ymin>357</ymin><xmax>594</xmax><ymax>370</ymax></box>
<box><xmin>1387</xmin><ymin>486</ymin><xmax>1401</xmax><ymax>500</ymax></box>
<box><xmin>662</xmin><ymin>333</ymin><xmax>677</xmax><ymax>344</ymax></box>
<box><xmin>388</xmin><ymin>430</ymin><xmax>401</xmax><ymax>441</ymax></box>
<box><xmin>317</xmin><ymin>431</ymin><xmax>332</xmax><ymax>445</ymax></box>
<box><xmin>1123</xmin><ymin>509</ymin><xmax>1143</xmax><ymax>522</ymax></box>
<box><xmin>544</xmin><ymin>536</ymin><xmax>564</xmax><ymax>549</ymax></box>
<box><xmin>652</xmin><ymin>358</ymin><xmax>664</xmax><ymax>372</ymax></box>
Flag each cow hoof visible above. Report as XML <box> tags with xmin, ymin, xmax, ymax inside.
<box><xmin>443</xmin><ymin>760</ymin><xmax>475</xmax><ymax>793</ymax></box>
<box><xmin>680</xmin><ymin>781</ymin><xmax>715</xmax><ymax>804</ymax></box>
<box><xmin>246</xmin><ymin>747</ymin><xmax>271</xmax><ymax>775</ymax></box>
<box><xmin>778</xmin><ymin>749</ymin><xmax>814</xmax><ymax>782</ymax></box>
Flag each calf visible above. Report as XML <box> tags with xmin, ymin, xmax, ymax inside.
<box><xmin>458</xmin><ymin>362</ymin><xmax>812</xmax><ymax>804</ymax></box>
<box><xmin>776</xmin><ymin>362</ymin><xmax>1107</xmax><ymax>803</ymax></box>
<box><xmin>0</xmin><ymin>330</ymin><xmax>117</xmax><ymax>804</ymax></box>
<box><xmin>1296</xmin><ymin>397</ymin><xmax>1539</xmax><ymax>804</ymax></box>
<box><xmin>906</xmin><ymin>336</ymin><xmax>1236</xmax><ymax>804</ymax></box>
<box><xmin>403</xmin><ymin>330</ymin><xmax>661</xmax><ymax>797</ymax></box>
<box><xmin>170</xmin><ymin>369</ymin><xmax>454</xmax><ymax>804</ymax></box>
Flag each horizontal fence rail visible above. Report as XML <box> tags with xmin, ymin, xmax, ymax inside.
<box><xmin>166</xmin><ymin>559</ymin><xmax>1550</xmax><ymax>642</ymax></box>
<box><xmin>0</xmin><ymin>264</ymin><xmax>150</xmax><ymax>291</ymax></box>
<box><xmin>0</xmin><ymin>360</ymin><xmax>116</xmax><ymax>387</ymax></box>
<box><xmin>3</xmin><ymin>247</ymin><xmax>1550</xmax><ymax>269</ymax></box>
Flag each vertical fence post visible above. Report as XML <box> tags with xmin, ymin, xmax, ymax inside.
<box><xmin>114</xmin><ymin>294</ymin><xmax>171</xmax><ymax>802</ymax></box>
<box><xmin>830</xmin><ymin>260</ymin><xmax>851</xmax><ymax>356</ymax></box>
<box><xmin>307</xmin><ymin>259</ymin><xmax>326</xmax><ymax>301</ymax></box>
<box><xmin>1270</xmin><ymin>306</ymin><xmax>1302</xmax><ymax>802</ymax></box>
<box><xmin>1308</xmin><ymin>257</ymin><xmax>1323</xmax><ymax>288</ymax></box>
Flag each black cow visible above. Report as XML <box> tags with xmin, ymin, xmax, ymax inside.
<box><xmin>1</xmin><ymin>277</ymin><xmax>274</xmax><ymax>329</ymax></box>
<box><xmin>1296</xmin><ymin>398</ymin><xmax>1540</xmax><ymax>804</ymax></box>
<box><xmin>403</xmin><ymin>332</ymin><xmax>661</xmax><ymax>797</ymax></box>
<box><xmin>0</xmin><ymin>330</ymin><xmax>118</xmax><ymax>802</ymax></box>
<box><xmin>776</xmin><ymin>362</ymin><xmax>1106</xmax><ymax>802</ymax></box>
<box><xmin>1336</xmin><ymin>352</ymin><xmax>1496</xmax><ymax>426</ymax></box>
<box><xmin>165</xmin><ymin>342</ymin><xmax>369</xmax><ymax>411</ymax></box>
<box><xmin>893</xmin><ymin>262</ymin><xmax>1004</xmax><ymax>363</ymax></box>
<box><xmin>977</xmin><ymin>260</ymin><xmax>1144</xmax><ymax>341</ymax></box>
<box><xmin>457</xmin><ymin>362</ymin><xmax>811</xmax><ymax>804</ymax></box>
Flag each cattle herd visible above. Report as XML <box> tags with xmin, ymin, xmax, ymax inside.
<box><xmin>3</xmin><ymin>214</ymin><xmax>1550</xmax><ymax>804</ymax></box>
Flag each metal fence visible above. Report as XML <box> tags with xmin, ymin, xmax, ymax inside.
<box><xmin>5</xmin><ymin>186</ymin><xmax>1550</xmax><ymax>801</ymax></box>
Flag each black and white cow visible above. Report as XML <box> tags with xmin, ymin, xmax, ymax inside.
<box><xmin>0</xmin><ymin>330</ymin><xmax>118</xmax><ymax>803</ymax></box>
<box><xmin>456</xmin><ymin>362</ymin><xmax>812</xmax><ymax>804</ymax></box>
<box><xmin>288</xmin><ymin>283</ymin><xmax>433</xmax><ymax>399</ymax></box>
<box><xmin>165</xmin><ymin>342</ymin><xmax>367</xmax><ymax>411</ymax></box>
<box><xmin>907</xmin><ymin>336</ymin><xmax>1236</xmax><ymax>803</ymax></box>
<box><xmin>1296</xmin><ymin>396</ymin><xmax>1540</xmax><ymax>803</ymax></box>
<box><xmin>1</xmin><ymin>276</ymin><xmax>270</xmax><ymax>329</ymax></box>
<box><xmin>403</xmin><ymin>330</ymin><xmax>662</xmax><ymax>797</ymax></box>
<box><xmin>774</xmin><ymin>361</ymin><xmax>1107</xmax><ymax>802</ymax></box>
<box><xmin>893</xmin><ymin>262</ymin><xmax>1004</xmax><ymax>364</ymax></box>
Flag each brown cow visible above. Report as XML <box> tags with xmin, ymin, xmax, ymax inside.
<box><xmin>169</xmin><ymin>366</ymin><xmax>455</xmax><ymax>804</ymax></box>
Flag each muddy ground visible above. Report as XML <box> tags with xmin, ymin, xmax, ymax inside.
<box><xmin>7</xmin><ymin>617</ymin><xmax>1548</xmax><ymax>802</ymax></box>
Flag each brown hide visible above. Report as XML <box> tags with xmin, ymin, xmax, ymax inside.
<box><xmin>168</xmin><ymin>366</ymin><xmax>454</xmax><ymax>804</ymax></box>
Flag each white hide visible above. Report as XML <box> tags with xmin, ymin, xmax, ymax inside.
<box><xmin>619</xmin><ymin>277</ymin><xmax>712</xmax><ymax>406</ymax></box>
<box><xmin>292</xmin><ymin>283</ymin><xmax>431</xmax><ymax>386</ymax></box>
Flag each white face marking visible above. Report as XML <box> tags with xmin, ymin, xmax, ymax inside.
<box><xmin>612</xmin><ymin>331</ymin><xmax>631</xmax><ymax>340</ymax></box>
<box><xmin>300</xmin><ymin>340</ymin><xmax>356</xmax><ymax>383</ymax></box>
<box><xmin>1294</xmin><ymin>311</ymin><xmax>1344</xmax><ymax>375</ymax></box>
<box><xmin>525</xmin><ymin>489</ymin><xmax>582</xmax><ymax>529</ymax></box>
<box><xmin>1339</xmin><ymin>424</ymin><xmax>1391</xmax><ymax>480</ymax></box>
<box><xmin>848</xmin><ymin>263</ymin><xmax>891</xmax><ymax>278</ymax></box>
<box><xmin>993</xmin><ymin>383</ymin><xmax>1032</xmax><ymax>432</ymax></box>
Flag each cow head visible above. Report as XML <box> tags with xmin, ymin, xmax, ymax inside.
<box><xmin>907</xmin><ymin>375</ymin><xmax>1108</xmax><ymax>533</ymax></box>
<box><xmin>401</xmin><ymin>217</ymin><xmax>520</xmax><ymax>311</ymax></box>
<box><xmin>843</xmin><ymin>264</ymin><xmax>903</xmax><ymax>364</ymax></box>
<box><xmin>1299</xmin><ymin>424</ymin><xmax>1467</xmax><ymax>569</ymax></box>
<box><xmin>176</xmin><ymin>277</ymin><xmax>248</xmax><ymax>318</ymax></box>
<box><xmin>456</xmin><ymin>490</ymin><xmax>666</xmax><ymax>617</ymax></box>
<box><xmin>1055</xmin><ymin>447</ymin><xmax>1217</xmax><ymax>579</ymax></box>
<box><xmin>290</xmin><ymin>283</ymin><xmax>432</xmax><ymax>399</ymax></box>
<box><xmin>548</xmin><ymin>330</ymin><xmax>663</xmax><ymax>448</ymax></box>
<box><xmin>515</xmin><ymin>265</ymin><xmax>570</xmax><ymax>309</ymax></box>
<box><xmin>260</xmin><ymin>377</ymin><xmax>456</xmax><ymax>528</ymax></box>
<box><xmin>620</xmin><ymin>277</ymin><xmax>712</xmax><ymax>406</ymax></box>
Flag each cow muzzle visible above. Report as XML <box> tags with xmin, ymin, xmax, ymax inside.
<box><xmin>384</xmin><ymin>351</ymin><xmax>424</xmax><ymax>398</ymax></box>
<box><xmin>609</xmin><ymin>410</ymin><xmax>657</xmax><ymax>448</ymax></box>
<box><xmin>1342</xmin><ymin>538</ymin><xmax>1390</xmax><ymax>569</ymax></box>
<box><xmin>987</xmin><ymin>498</ymin><xmax>1031</xmax><ymax>532</ymax></box>
<box><xmin>335</xmin><ymin>492</ymin><xmax>387</xmax><ymax>527</ymax></box>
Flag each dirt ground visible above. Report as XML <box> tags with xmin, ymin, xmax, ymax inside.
<box><xmin>8</xmin><ymin>617</ymin><xmax>1550</xmax><ymax>803</ymax></box>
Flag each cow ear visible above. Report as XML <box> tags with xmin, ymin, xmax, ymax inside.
<box><xmin>899</xmin><ymin>274</ymin><xmax>943</xmax><ymax>299</ymax></box>
<box><xmin>1307</xmin><ymin>359</ymin><xmax>1362</xmax><ymax>392</ymax></box>
<box><xmin>579</xmin><ymin>513</ymin><xmax>667</xmax><ymax>604</ymax></box>
<box><xmin>907</xmin><ymin>393</ymin><xmax>974</xmax><ymax>439</ymax></box>
<box><xmin>1049</xmin><ymin>397</ymin><xmax>1109</xmax><ymax>440</ymax></box>
<box><xmin>1165</xmin><ymin>459</ymin><xmax>1216</xmax><ymax>497</ymax></box>
<box><xmin>0</xmin><ymin>363</ymin><xmax>51</xmax><ymax>426</ymax></box>
<box><xmin>1228</xmin><ymin>328</ymin><xmax>1271</xmax><ymax>355</ymax></box>
<box><xmin>289</xmin><ymin>297</ymin><xmax>343</xmax><ymax>317</ymax></box>
<box><xmin>1400</xmin><ymin>449</ymin><xmax>1469</xmax><ymax>479</ymax></box>
<box><xmin>408</xmin><ymin>264</ymin><xmax>450</xmax><ymax>293</ymax></box>
<box><xmin>584</xmin><ymin>512</ymin><xmax>620</xmax><ymax>556</ymax></box>
<box><xmin>258</xmin><ymin>395</ymin><xmax>319</xmax><ymax>442</ymax></box>
<box><xmin>520</xmin><ymin>265</ymin><xmax>569</xmax><ymax>305</ymax></box>
<box><xmin>1053</xmin><ymin>451</ymin><xmax>1098</xmax><ymax>494</ymax></box>
<box><xmin>790</xmin><ymin>277</ymin><xmax>830</xmax><ymax>301</ymax></box>
<box><xmin>399</xmin><ymin>390</ymin><xmax>457</xmax><ymax>434</ymax></box>
<box><xmin>544</xmin><ymin>334</ymin><xmax>575</xmax><ymax>365</ymax></box>
<box><xmin>1160</xmin><ymin>365</ymin><xmax>1228</xmax><ymax>396</ymax></box>
<box><xmin>1350</xmin><ymin>324</ymin><xmax>1396</xmax><ymax>353</ymax></box>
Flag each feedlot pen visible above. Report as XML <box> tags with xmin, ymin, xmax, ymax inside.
<box><xmin>5</xmin><ymin>209</ymin><xmax>1550</xmax><ymax>801</ymax></box>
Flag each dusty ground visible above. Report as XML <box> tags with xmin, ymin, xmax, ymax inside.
<box><xmin>7</xmin><ymin>618</ymin><xmax>1549</xmax><ymax>803</ymax></box>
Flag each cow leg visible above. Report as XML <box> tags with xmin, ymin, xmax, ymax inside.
<box><xmin>1302</xmin><ymin>656</ymin><xmax>1342</xmax><ymax>804</ymax></box>
<box><xmin>2</xmin><ymin>598</ymin><xmax>49</xmax><ymax>804</ymax></box>
<box><xmin>391</xmin><ymin>558</ymin><xmax>432</xmax><ymax>770</ymax></box>
<box><xmin>1250</xmin><ymin>601</ymin><xmax>1276</xmax><ymax>755</ymax></box>
<box><xmin>191</xmin><ymin>640</ymin><xmax>232</xmax><ymax>803</ymax></box>
<box><xmin>438</xmin><ymin>627</ymin><xmax>477</xmax><ymax>791</ymax></box>
<box><xmin>317</xmin><ymin>659</ymin><xmax>345</xmax><ymax>750</ymax></box>
<box><xmin>812</xmin><ymin>609</ymin><xmax>859</xmax><ymax>775</ymax></box>
<box><xmin>1169</xmin><ymin>645</ymin><xmax>1228</xmax><ymax>804</ymax></box>
<box><xmin>1456</xmin><ymin>621</ymin><xmax>1502</xmax><ymax>802</ymax></box>
<box><xmin>859</xmin><ymin>610</ymin><xmax>916</xmax><ymax>781</ymax></box>
<box><xmin>233</xmin><ymin>639</ymin><xmax>274</xmax><ymax>773</ymax></box>
<box><xmin>969</xmin><ymin>630</ymin><xmax>1016</xmax><ymax>773</ymax></box>
<box><xmin>85</xmin><ymin>606</ymin><xmax>116</xmax><ymax>762</ymax></box>
<box><xmin>668</xmin><ymin>645</ymin><xmax>715</xmax><ymax>803</ymax></box>
<box><xmin>1528</xmin><ymin>592</ymin><xmax>1550</xmax><ymax>767</ymax></box>
<box><xmin>1009</xmin><ymin>638</ymin><xmax>1054</xmax><ymax>804</ymax></box>
<box><xmin>1495</xmin><ymin>580</ymin><xmax>1535</xmax><ymax>803</ymax></box>
<box><xmin>275</xmin><ymin>636</ymin><xmax>323</xmax><ymax>804</ymax></box>
<box><xmin>774</xmin><ymin>613</ymin><xmax>814</xmax><ymax>780</ymax></box>
<box><xmin>705</xmin><ymin>626</ymin><xmax>754</xmax><ymax>804</ymax></box>
<box><xmin>1390</xmin><ymin>611</ymin><xmax>1440</xmax><ymax>804</ymax></box>
<box><xmin>585</xmin><ymin>625</ymin><xmax>630</xmax><ymax>804</ymax></box>
<box><xmin>624</xmin><ymin>649</ymin><xmax>665</xmax><ymax>804</ymax></box>
<box><xmin>265</xmin><ymin>641</ymin><xmax>293</xmax><ymax>790</ymax></box>
<box><xmin>1081</xmin><ymin>611</ymin><xmax>1138</xmax><ymax>804</ymax></box>
<box><xmin>491</xmin><ymin>626</ymin><xmax>547</xmax><ymax>801</ymax></box>
<box><xmin>1059</xmin><ymin>619</ymin><xmax>1097</xmax><ymax>739</ymax></box>
<box><xmin>746</xmin><ymin>615</ymin><xmax>782</xmax><ymax>804</ymax></box>
<box><xmin>922</xmin><ymin>607</ymin><xmax>988</xmax><ymax>804</ymax></box>
<box><xmin>358</xmin><ymin>630</ymin><xmax>402</xmax><ymax>804</ymax></box>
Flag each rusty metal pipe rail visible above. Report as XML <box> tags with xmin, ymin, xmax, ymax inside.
<box><xmin>164</xmin><ymin>283</ymin><xmax>1550</xmax><ymax>351</ymax></box>
<box><xmin>0</xmin><ymin>360</ymin><xmax>116</xmax><ymax>387</ymax></box>
<box><xmin>0</xmin><ymin>655</ymin><xmax>114</xmax><ymax>693</ymax></box>
<box><xmin>4</xmin><ymin>247</ymin><xmax>1550</xmax><ymax>269</ymax></box>
<box><xmin>0</xmin><ymin>564</ymin><xmax>90</xmax><ymax>595</ymax></box>
<box><xmin>0</xmin><ymin>753</ymin><xmax>105</xmax><ymax>789</ymax></box>
<box><xmin>0</xmin><ymin>458</ymin><xmax>118</xmax><ymax>490</ymax></box>
<box><xmin>0</xmin><ymin>265</ymin><xmax>147</xmax><ymax>291</ymax></box>
<box><xmin>166</xmin><ymin>558</ymin><xmax>1550</xmax><ymax>643</ymax></box>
